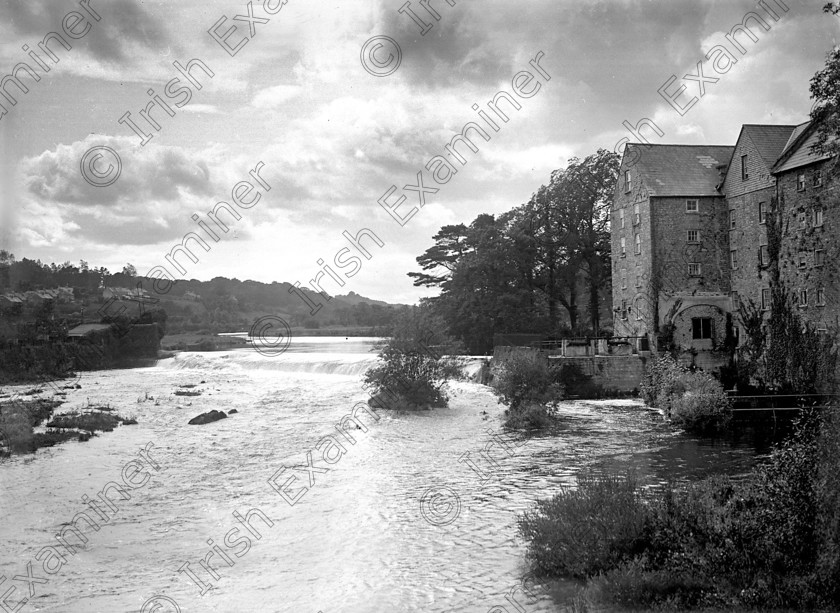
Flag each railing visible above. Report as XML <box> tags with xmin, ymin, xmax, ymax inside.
<box><xmin>726</xmin><ymin>394</ymin><xmax>839</xmax><ymax>412</ymax></box>
<box><xmin>537</xmin><ymin>336</ymin><xmax>651</xmax><ymax>357</ymax></box>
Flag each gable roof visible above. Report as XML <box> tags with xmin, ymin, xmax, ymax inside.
<box><xmin>67</xmin><ymin>323</ymin><xmax>114</xmax><ymax>337</ymax></box>
<box><xmin>623</xmin><ymin>144</ymin><xmax>734</xmax><ymax>196</ymax></box>
<box><xmin>773</xmin><ymin>121</ymin><xmax>834</xmax><ymax>173</ymax></box>
<box><xmin>740</xmin><ymin>124</ymin><xmax>798</xmax><ymax>169</ymax></box>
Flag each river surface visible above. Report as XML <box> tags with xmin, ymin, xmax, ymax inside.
<box><xmin>0</xmin><ymin>338</ymin><xmax>772</xmax><ymax>613</ymax></box>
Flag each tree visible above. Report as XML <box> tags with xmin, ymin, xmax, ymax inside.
<box><xmin>122</xmin><ymin>263</ymin><xmax>138</xmax><ymax>277</ymax></box>
<box><xmin>810</xmin><ymin>5</ymin><xmax>840</xmax><ymax>157</ymax></box>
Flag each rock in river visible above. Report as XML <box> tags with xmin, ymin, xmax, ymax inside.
<box><xmin>188</xmin><ymin>410</ymin><xmax>228</xmax><ymax>425</ymax></box>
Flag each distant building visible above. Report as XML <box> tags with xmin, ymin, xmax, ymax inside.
<box><xmin>611</xmin><ymin>143</ymin><xmax>734</xmax><ymax>351</ymax></box>
<box><xmin>183</xmin><ymin>291</ymin><xmax>201</xmax><ymax>301</ymax></box>
<box><xmin>611</xmin><ymin>118</ymin><xmax>840</xmax><ymax>357</ymax></box>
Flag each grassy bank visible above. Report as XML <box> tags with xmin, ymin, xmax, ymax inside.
<box><xmin>518</xmin><ymin>409</ymin><xmax>840</xmax><ymax>611</ymax></box>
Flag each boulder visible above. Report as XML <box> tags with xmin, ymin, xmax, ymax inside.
<box><xmin>228</xmin><ymin>409</ymin><xmax>238</xmax><ymax>414</ymax></box>
<box><xmin>188</xmin><ymin>410</ymin><xmax>228</xmax><ymax>425</ymax></box>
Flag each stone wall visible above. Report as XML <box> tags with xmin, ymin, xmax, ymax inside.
<box><xmin>549</xmin><ymin>355</ymin><xmax>646</xmax><ymax>394</ymax></box>
<box><xmin>775</xmin><ymin>161</ymin><xmax>840</xmax><ymax>330</ymax></box>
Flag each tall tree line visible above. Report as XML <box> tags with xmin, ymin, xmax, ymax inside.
<box><xmin>410</xmin><ymin>150</ymin><xmax>619</xmax><ymax>354</ymax></box>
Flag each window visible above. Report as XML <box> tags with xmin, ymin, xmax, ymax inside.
<box><xmin>633</xmin><ymin>202</ymin><xmax>640</xmax><ymax>225</ymax></box>
<box><xmin>814</xmin><ymin>169</ymin><xmax>823</xmax><ymax>187</ymax></box>
<box><xmin>625</xmin><ymin>170</ymin><xmax>632</xmax><ymax>193</ymax></box>
<box><xmin>692</xmin><ymin>317</ymin><xmax>713</xmax><ymax>340</ymax></box>
<box><xmin>759</xmin><ymin>201</ymin><xmax>767</xmax><ymax>224</ymax></box>
<box><xmin>814</xmin><ymin>207</ymin><xmax>824</xmax><ymax>227</ymax></box>
<box><xmin>634</xmin><ymin>233</ymin><xmax>641</xmax><ymax>254</ymax></box>
<box><xmin>799</xmin><ymin>211</ymin><xmax>807</xmax><ymax>228</ymax></box>
<box><xmin>635</xmin><ymin>274</ymin><xmax>642</xmax><ymax>287</ymax></box>
<box><xmin>761</xmin><ymin>288</ymin><xmax>770</xmax><ymax>310</ymax></box>
<box><xmin>620</xmin><ymin>237</ymin><xmax>626</xmax><ymax>256</ymax></box>
<box><xmin>619</xmin><ymin>208</ymin><xmax>625</xmax><ymax>229</ymax></box>
<box><xmin>817</xmin><ymin>287</ymin><xmax>826</xmax><ymax>306</ymax></box>
<box><xmin>686</xmin><ymin>199</ymin><xmax>698</xmax><ymax>213</ymax></box>
<box><xmin>688</xmin><ymin>262</ymin><xmax>701</xmax><ymax>276</ymax></box>
<box><xmin>741</xmin><ymin>154</ymin><xmax>749</xmax><ymax>180</ymax></box>
<box><xmin>815</xmin><ymin>249</ymin><xmax>825</xmax><ymax>267</ymax></box>
<box><xmin>759</xmin><ymin>244</ymin><xmax>769</xmax><ymax>267</ymax></box>
<box><xmin>620</xmin><ymin>299</ymin><xmax>627</xmax><ymax>319</ymax></box>
<box><xmin>687</xmin><ymin>230</ymin><xmax>700</xmax><ymax>243</ymax></box>
<box><xmin>730</xmin><ymin>249</ymin><xmax>738</xmax><ymax>269</ymax></box>
<box><xmin>729</xmin><ymin>209</ymin><xmax>736</xmax><ymax>230</ymax></box>
<box><xmin>799</xmin><ymin>289</ymin><xmax>808</xmax><ymax>307</ymax></box>
<box><xmin>621</xmin><ymin>274</ymin><xmax>627</xmax><ymax>289</ymax></box>
<box><xmin>797</xmin><ymin>173</ymin><xmax>806</xmax><ymax>191</ymax></box>
<box><xmin>799</xmin><ymin>253</ymin><xmax>808</xmax><ymax>269</ymax></box>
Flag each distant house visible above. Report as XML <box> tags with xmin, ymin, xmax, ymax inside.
<box><xmin>67</xmin><ymin>323</ymin><xmax>114</xmax><ymax>341</ymax></box>
<box><xmin>183</xmin><ymin>291</ymin><xmax>201</xmax><ymax>301</ymax></box>
<box><xmin>103</xmin><ymin>287</ymin><xmax>132</xmax><ymax>300</ymax></box>
<box><xmin>0</xmin><ymin>293</ymin><xmax>23</xmax><ymax>309</ymax></box>
<box><xmin>57</xmin><ymin>287</ymin><xmax>75</xmax><ymax>303</ymax></box>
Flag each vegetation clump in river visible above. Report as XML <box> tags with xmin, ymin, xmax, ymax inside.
<box><xmin>518</xmin><ymin>409</ymin><xmax>840</xmax><ymax>611</ymax></box>
<box><xmin>364</xmin><ymin>308</ymin><xmax>461</xmax><ymax>410</ymax></box>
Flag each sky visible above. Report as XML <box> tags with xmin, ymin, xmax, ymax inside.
<box><xmin>0</xmin><ymin>0</ymin><xmax>837</xmax><ymax>304</ymax></box>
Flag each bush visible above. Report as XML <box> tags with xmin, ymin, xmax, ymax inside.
<box><xmin>493</xmin><ymin>352</ymin><xmax>562</xmax><ymax>411</ymax></box>
<box><xmin>363</xmin><ymin>307</ymin><xmax>460</xmax><ymax>410</ymax></box>
<box><xmin>668</xmin><ymin>371</ymin><xmax>732</xmax><ymax>434</ymax></box>
<box><xmin>517</xmin><ymin>474</ymin><xmax>648</xmax><ymax>578</ymax></box>
<box><xmin>639</xmin><ymin>355</ymin><xmax>685</xmax><ymax>406</ymax></box>
<box><xmin>504</xmin><ymin>401</ymin><xmax>556</xmax><ymax>429</ymax></box>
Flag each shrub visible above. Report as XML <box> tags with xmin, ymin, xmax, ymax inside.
<box><xmin>639</xmin><ymin>355</ymin><xmax>685</xmax><ymax>407</ymax></box>
<box><xmin>493</xmin><ymin>352</ymin><xmax>562</xmax><ymax>411</ymax></box>
<box><xmin>668</xmin><ymin>371</ymin><xmax>732</xmax><ymax>434</ymax></box>
<box><xmin>364</xmin><ymin>307</ymin><xmax>460</xmax><ymax>410</ymax></box>
<box><xmin>504</xmin><ymin>401</ymin><xmax>556</xmax><ymax>430</ymax></box>
<box><xmin>517</xmin><ymin>474</ymin><xmax>648</xmax><ymax>578</ymax></box>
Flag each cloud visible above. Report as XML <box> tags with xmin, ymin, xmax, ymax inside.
<box><xmin>251</xmin><ymin>84</ymin><xmax>303</xmax><ymax>108</ymax></box>
<box><xmin>18</xmin><ymin>135</ymin><xmax>263</xmax><ymax>246</ymax></box>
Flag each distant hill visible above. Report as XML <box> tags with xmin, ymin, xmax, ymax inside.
<box><xmin>0</xmin><ymin>255</ymin><xmax>409</xmax><ymax>336</ymax></box>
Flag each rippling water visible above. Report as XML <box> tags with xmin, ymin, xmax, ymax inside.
<box><xmin>0</xmin><ymin>338</ymin><xmax>769</xmax><ymax>612</ymax></box>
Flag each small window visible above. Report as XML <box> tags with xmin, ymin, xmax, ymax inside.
<box><xmin>759</xmin><ymin>201</ymin><xmax>767</xmax><ymax>224</ymax></box>
<box><xmin>686</xmin><ymin>199</ymin><xmax>698</xmax><ymax>213</ymax></box>
<box><xmin>619</xmin><ymin>208</ymin><xmax>625</xmax><ymax>229</ymax></box>
<box><xmin>761</xmin><ymin>288</ymin><xmax>770</xmax><ymax>310</ymax></box>
<box><xmin>633</xmin><ymin>202</ymin><xmax>640</xmax><ymax>225</ymax></box>
<box><xmin>729</xmin><ymin>209</ymin><xmax>736</xmax><ymax>230</ymax></box>
<box><xmin>799</xmin><ymin>289</ymin><xmax>808</xmax><ymax>307</ymax></box>
<box><xmin>688</xmin><ymin>262</ymin><xmax>701</xmax><ymax>276</ymax></box>
<box><xmin>814</xmin><ymin>169</ymin><xmax>823</xmax><ymax>187</ymax></box>
<box><xmin>814</xmin><ymin>207</ymin><xmax>824</xmax><ymax>227</ymax></box>
<box><xmin>635</xmin><ymin>274</ymin><xmax>642</xmax><ymax>287</ymax></box>
<box><xmin>620</xmin><ymin>237</ymin><xmax>626</xmax><ymax>256</ymax></box>
<box><xmin>692</xmin><ymin>317</ymin><xmax>713</xmax><ymax>339</ymax></box>
<box><xmin>730</xmin><ymin>249</ymin><xmax>738</xmax><ymax>269</ymax></box>
<box><xmin>621</xmin><ymin>274</ymin><xmax>627</xmax><ymax>289</ymax></box>
<box><xmin>817</xmin><ymin>287</ymin><xmax>826</xmax><ymax>306</ymax></box>
<box><xmin>799</xmin><ymin>253</ymin><xmax>808</xmax><ymax>269</ymax></box>
<box><xmin>741</xmin><ymin>154</ymin><xmax>749</xmax><ymax>180</ymax></box>
<box><xmin>634</xmin><ymin>234</ymin><xmax>641</xmax><ymax>254</ymax></box>
<box><xmin>815</xmin><ymin>249</ymin><xmax>825</xmax><ymax>267</ymax></box>
<box><xmin>620</xmin><ymin>299</ymin><xmax>627</xmax><ymax>319</ymax></box>
<box><xmin>759</xmin><ymin>245</ymin><xmax>769</xmax><ymax>267</ymax></box>
<box><xmin>687</xmin><ymin>229</ymin><xmax>700</xmax><ymax>243</ymax></box>
<box><xmin>625</xmin><ymin>170</ymin><xmax>632</xmax><ymax>193</ymax></box>
<box><xmin>797</xmin><ymin>173</ymin><xmax>805</xmax><ymax>191</ymax></box>
<box><xmin>799</xmin><ymin>211</ymin><xmax>807</xmax><ymax>228</ymax></box>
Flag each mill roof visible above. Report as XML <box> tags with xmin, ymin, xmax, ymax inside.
<box><xmin>623</xmin><ymin>143</ymin><xmax>734</xmax><ymax>196</ymax></box>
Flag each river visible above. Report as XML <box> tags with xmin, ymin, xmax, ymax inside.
<box><xmin>0</xmin><ymin>337</ymin><xmax>773</xmax><ymax>612</ymax></box>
